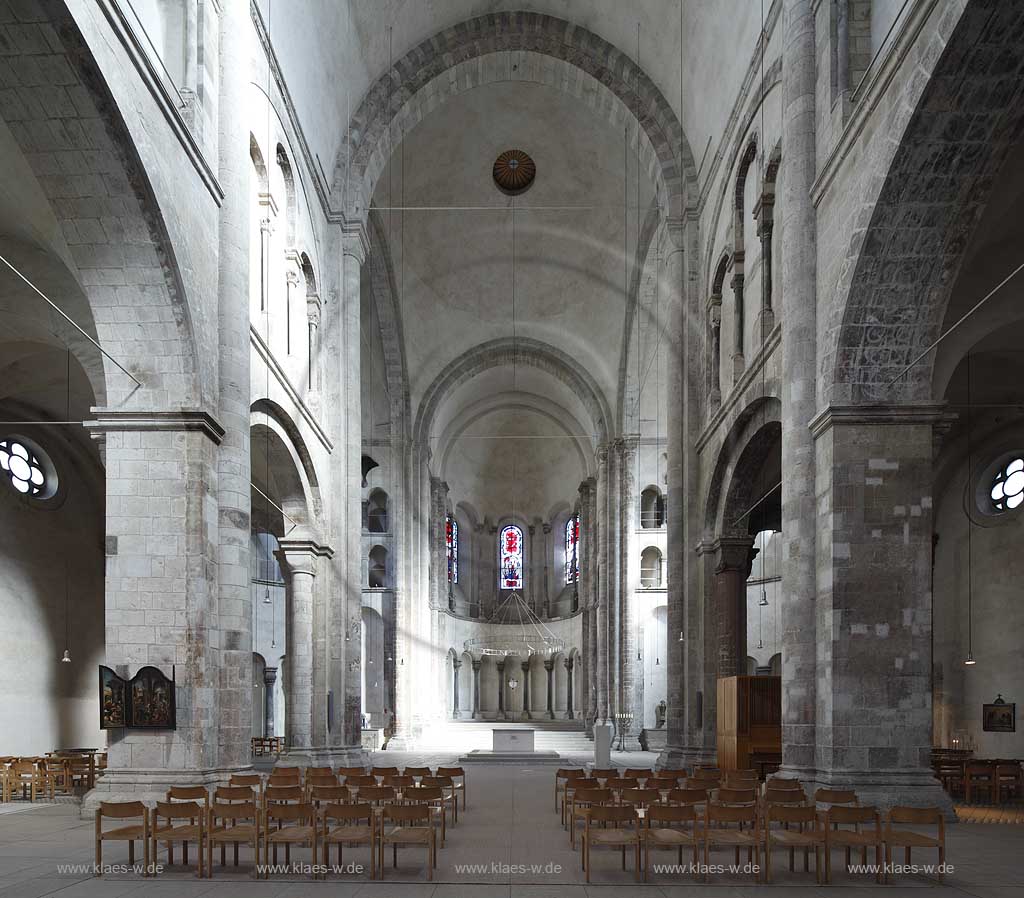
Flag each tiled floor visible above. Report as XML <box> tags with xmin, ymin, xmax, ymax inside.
<box><xmin>0</xmin><ymin>751</ymin><xmax>1021</xmax><ymax>897</ymax></box>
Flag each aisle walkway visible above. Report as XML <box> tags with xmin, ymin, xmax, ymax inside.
<box><xmin>0</xmin><ymin>756</ymin><xmax>1021</xmax><ymax>897</ymax></box>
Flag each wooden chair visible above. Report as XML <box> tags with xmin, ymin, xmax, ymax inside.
<box><xmin>723</xmin><ymin>769</ymin><xmax>758</xmax><ymax>788</ymax></box>
<box><xmin>307</xmin><ymin>766</ymin><xmax>334</xmax><ymax>777</ymax></box>
<box><xmin>606</xmin><ymin>776</ymin><xmax>639</xmax><ymax>798</ymax></box>
<box><xmin>95</xmin><ymin>801</ymin><xmax>151</xmax><ymax>877</ymax></box>
<box><xmin>306</xmin><ymin>773</ymin><xmax>340</xmax><ymax>794</ymax></box>
<box><xmin>562</xmin><ymin>776</ymin><xmax>600</xmax><ymax>826</ymax></box>
<box><xmin>823</xmin><ymin>805</ymin><xmax>883</xmax><ymax>883</ymax></box>
<box><xmin>267</xmin><ymin>773</ymin><xmax>301</xmax><ymax>787</ymax></box>
<box><xmin>716</xmin><ymin>786</ymin><xmax>757</xmax><ymax>806</ymax></box>
<box><xmin>884</xmin><ymin>806</ymin><xmax>945</xmax><ymax>883</ymax></box>
<box><xmin>619</xmin><ymin>788</ymin><xmax>661</xmax><ymax>810</ymax></box>
<box><xmin>321</xmin><ymin>802</ymin><xmax>375</xmax><ymax>879</ymax></box>
<box><xmin>583</xmin><ymin>804</ymin><xmax>641</xmax><ymax>882</ymax></box>
<box><xmin>273</xmin><ymin>765</ymin><xmax>302</xmax><ymax>778</ymax></box>
<box><xmin>337</xmin><ymin>766</ymin><xmax>368</xmax><ymax>778</ymax></box>
<box><xmin>764</xmin><ymin>802</ymin><xmax>823</xmax><ymax>883</ymax></box>
<box><xmin>766</xmin><ymin>776</ymin><xmax>803</xmax><ymax>792</ymax></box>
<box><xmin>152</xmin><ymin>801</ymin><xmax>205</xmax><ymax>877</ymax></box>
<box><xmin>264</xmin><ymin>784</ymin><xmax>304</xmax><ymax>811</ymax></box>
<box><xmin>422</xmin><ymin>775</ymin><xmax>459</xmax><ymax>824</ymax></box>
<box><xmin>964</xmin><ymin>763</ymin><xmax>995</xmax><ymax>804</ymax></box>
<box><xmin>647</xmin><ymin>774</ymin><xmax>682</xmax><ymax>793</ymax></box>
<box><xmin>215</xmin><ymin>784</ymin><xmax>255</xmax><ymax>805</ymax></box>
<box><xmin>0</xmin><ymin>761</ymin><xmax>8</xmax><ymax>803</ymax></box>
<box><xmin>658</xmin><ymin>767</ymin><xmax>689</xmax><ymax>779</ymax></box>
<box><xmin>435</xmin><ymin>766</ymin><xmax>467</xmax><ymax>810</ymax></box>
<box><xmin>161</xmin><ymin>787</ymin><xmax>209</xmax><ymax>867</ymax></box>
<box><xmin>42</xmin><ymin>757</ymin><xmax>70</xmax><ymax>799</ymax></box>
<box><xmin>643</xmin><ymin>804</ymin><xmax>700</xmax><ymax>881</ymax></box>
<box><xmin>814</xmin><ymin>787</ymin><xmax>858</xmax><ymax>828</ymax></box>
<box><xmin>208</xmin><ymin>798</ymin><xmax>260</xmax><ymax>875</ymax></box>
<box><xmin>371</xmin><ymin>766</ymin><xmax>400</xmax><ymax>782</ymax></box>
<box><xmin>703</xmin><ymin>802</ymin><xmax>761</xmax><ymax>882</ymax></box>
<box><xmin>403</xmin><ymin>785</ymin><xmax>447</xmax><ymax>845</ymax></box>
<box><xmin>9</xmin><ymin>760</ymin><xmax>42</xmax><ymax>802</ymax></box>
<box><xmin>667</xmin><ymin>787</ymin><xmax>709</xmax><ymax>808</ymax></box>
<box><xmin>763</xmin><ymin>787</ymin><xmax>806</xmax><ymax>808</ymax></box>
<box><xmin>380</xmin><ymin>803</ymin><xmax>436</xmax><ymax>880</ymax></box>
<box><xmin>263</xmin><ymin>802</ymin><xmax>318</xmax><ymax>875</ymax></box>
<box><xmin>994</xmin><ymin>763</ymin><xmax>1023</xmax><ymax>803</ymax></box>
<box><xmin>354</xmin><ymin>785</ymin><xmax>395</xmax><ymax>807</ymax></box>
<box><xmin>555</xmin><ymin>768</ymin><xmax>586</xmax><ymax>813</ymax></box>
<box><xmin>383</xmin><ymin>774</ymin><xmax>413</xmax><ymax>790</ymax></box>
<box><xmin>569</xmin><ymin>787</ymin><xmax>613</xmax><ymax>849</ymax></box>
<box><xmin>344</xmin><ymin>774</ymin><xmax>377</xmax><ymax>795</ymax></box>
<box><xmin>228</xmin><ymin>773</ymin><xmax>263</xmax><ymax>794</ymax></box>
<box><xmin>590</xmin><ymin>767</ymin><xmax>619</xmax><ymax>783</ymax></box>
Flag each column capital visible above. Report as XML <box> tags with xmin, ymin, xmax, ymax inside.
<box><xmin>341</xmin><ymin>227</ymin><xmax>369</xmax><ymax>264</ymax></box>
<box><xmin>810</xmin><ymin>402</ymin><xmax>949</xmax><ymax>438</ymax></box>
<box><xmin>451</xmin><ymin>658</ymin><xmax>462</xmax><ymax>670</ymax></box>
<box><xmin>544</xmin><ymin>658</ymin><xmax>555</xmax><ymax>672</ymax></box>
<box><xmin>264</xmin><ymin>666</ymin><xmax>278</xmax><ymax>685</ymax></box>
<box><xmin>471</xmin><ymin>659</ymin><xmax>482</xmax><ymax>672</ymax></box>
<box><xmin>564</xmin><ymin>656</ymin><xmax>574</xmax><ymax>671</ymax></box>
<box><xmin>276</xmin><ymin>529</ymin><xmax>334</xmax><ymax>575</ymax></box>
<box><xmin>699</xmin><ymin>535</ymin><xmax>754</xmax><ymax>573</ymax></box>
<box><xmin>496</xmin><ymin>660</ymin><xmax>505</xmax><ymax>672</ymax></box>
<box><xmin>85</xmin><ymin>409</ymin><xmax>225</xmax><ymax>445</ymax></box>
<box><xmin>521</xmin><ymin>660</ymin><xmax>530</xmax><ymax>673</ymax></box>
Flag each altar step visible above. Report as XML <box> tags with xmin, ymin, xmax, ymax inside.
<box><xmin>414</xmin><ymin>719</ymin><xmax>592</xmax><ymax>753</ymax></box>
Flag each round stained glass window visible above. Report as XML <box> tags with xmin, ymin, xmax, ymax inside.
<box><xmin>990</xmin><ymin>457</ymin><xmax>1024</xmax><ymax>512</ymax></box>
<box><xmin>0</xmin><ymin>438</ymin><xmax>50</xmax><ymax>497</ymax></box>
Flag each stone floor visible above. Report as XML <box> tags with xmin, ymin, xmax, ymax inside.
<box><xmin>0</xmin><ymin>750</ymin><xmax>1021</xmax><ymax>897</ymax></box>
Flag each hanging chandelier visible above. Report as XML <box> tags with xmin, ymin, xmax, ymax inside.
<box><xmin>463</xmin><ymin>591</ymin><xmax>565</xmax><ymax>657</ymax></box>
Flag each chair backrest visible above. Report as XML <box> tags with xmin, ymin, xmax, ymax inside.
<box><xmin>606</xmin><ymin>777</ymin><xmax>639</xmax><ymax>790</ymax></box>
<box><xmin>624</xmin><ymin>768</ymin><xmax>653</xmax><ymax>779</ymax></box>
<box><xmin>306</xmin><ymin>773</ymin><xmax>339</xmax><ymax>786</ymax></box>
<box><xmin>620</xmin><ymin>788</ymin><xmax>661</xmax><ymax>807</ymax></box>
<box><xmin>155</xmin><ymin>800</ymin><xmax>204</xmax><ymax>821</ymax></box>
<box><xmin>307</xmin><ymin>766</ymin><xmax>333</xmax><ymax>776</ymax></box>
<box><xmin>668</xmin><ymin>787</ymin><xmax>708</xmax><ymax>805</ymax></box>
<box><xmin>384</xmin><ymin>774</ymin><xmax>413</xmax><ymax>788</ymax></box>
<box><xmin>310</xmin><ymin>785</ymin><xmax>350</xmax><ymax>804</ymax></box>
<box><xmin>264</xmin><ymin>785</ymin><xmax>304</xmax><ymax>804</ymax></box>
<box><xmin>403</xmin><ymin>766</ymin><xmax>432</xmax><ymax>777</ymax></box>
<box><xmin>384</xmin><ymin>803</ymin><xmax>430</xmax><ymax>825</ymax></box>
<box><xmin>766</xmin><ymin>802</ymin><xmax>817</xmax><ymax>826</ymax></box>
<box><xmin>766</xmin><ymin>776</ymin><xmax>802</xmax><ymax>790</ymax></box>
<box><xmin>166</xmin><ymin>786</ymin><xmax>208</xmax><ymax>804</ymax></box>
<box><xmin>435</xmin><ymin>766</ymin><xmax>465</xmax><ymax>779</ymax></box>
<box><xmin>574</xmin><ymin>787</ymin><xmax>612</xmax><ymax>806</ymax></box>
<box><xmin>211</xmin><ymin>800</ymin><xmax>258</xmax><ymax>823</ymax></box>
<box><xmin>344</xmin><ymin>774</ymin><xmax>377</xmax><ymax>787</ymax></box>
<box><xmin>323</xmin><ymin>802</ymin><xmax>372</xmax><ymax>823</ymax></box>
<box><xmin>764</xmin><ymin>787</ymin><xmax>806</xmax><ymax>805</ymax></box>
<box><xmin>268</xmin><ymin>773</ymin><xmax>301</xmax><ymax>787</ymax></box>
<box><xmin>723</xmin><ymin>771</ymin><xmax>758</xmax><ymax>787</ymax></box>
<box><xmin>337</xmin><ymin>766</ymin><xmax>368</xmax><ymax>777</ymax></box>
<box><xmin>371</xmin><ymin>766</ymin><xmax>400</xmax><ymax>777</ymax></box>
<box><xmin>694</xmin><ymin>767</ymin><xmax>721</xmax><ymax>777</ymax></box>
<box><xmin>556</xmin><ymin>768</ymin><xmax>585</xmax><ymax>781</ymax></box>
<box><xmin>273</xmin><ymin>766</ymin><xmax>301</xmax><ymax>776</ymax></box>
<box><xmin>995</xmin><ymin>764</ymin><xmax>1022</xmax><ymax>778</ymax></box>
<box><xmin>648</xmin><ymin>775</ymin><xmax>682</xmax><ymax>789</ymax></box>
<box><xmin>814</xmin><ymin>788</ymin><xmax>858</xmax><ymax>806</ymax></box>
<box><xmin>827</xmin><ymin>805</ymin><xmax>880</xmax><ymax>829</ymax></box>
<box><xmin>99</xmin><ymin>800</ymin><xmax>146</xmax><ymax>819</ymax></box>
<box><xmin>590</xmin><ymin>768</ymin><xmax>618</xmax><ymax>779</ymax></box>
<box><xmin>588</xmin><ymin>804</ymin><xmax>637</xmax><ymax>826</ymax></box>
<box><xmin>229</xmin><ymin>774</ymin><xmax>263</xmax><ymax>789</ymax></box>
<box><xmin>706</xmin><ymin>802</ymin><xmax>758</xmax><ymax>827</ymax></box>
<box><xmin>648</xmin><ymin>803</ymin><xmax>697</xmax><ymax>825</ymax></box>
<box><xmin>215</xmin><ymin>785</ymin><xmax>254</xmax><ymax>803</ymax></box>
<box><xmin>717</xmin><ymin>787</ymin><xmax>757</xmax><ymax>804</ymax></box>
<box><xmin>422</xmin><ymin>775</ymin><xmax>454</xmax><ymax>792</ymax></box>
<box><xmin>405</xmin><ymin>785</ymin><xmax>443</xmax><ymax>803</ymax></box>
<box><xmin>888</xmin><ymin>806</ymin><xmax>943</xmax><ymax>826</ymax></box>
<box><xmin>266</xmin><ymin>802</ymin><xmax>315</xmax><ymax>825</ymax></box>
<box><xmin>13</xmin><ymin>760</ymin><xmax>37</xmax><ymax>775</ymax></box>
<box><xmin>567</xmin><ymin>777</ymin><xmax>599</xmax><ymax>791</ymax></box>
<box><xmin>965</xmin><ymin>763</ymin><xmax>993</xmax><ymax>777</ymax></box>
<box><xmin>357</xmin><ymin>785</ymin><xmax>395</xmax><ymax>803</ymax></box>
<box><xmin>658</xmin><ymin>767</ymin><xmax>689</xmax><ymax>778</ymax></box>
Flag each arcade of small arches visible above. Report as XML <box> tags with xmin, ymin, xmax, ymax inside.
<box><xmin>0</xmin><ymin>0</ymin><xmax>1022</xmax><ymax>830</ymax></box>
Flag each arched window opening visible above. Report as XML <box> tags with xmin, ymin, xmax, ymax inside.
<box><xmin>990</xmin><ymin>457</ymin><xmax>1024</xmax><ymax>512</ymax></box>
<box><xmin>0</xmin><ymin>437</ymin><xmax>54</xmax><ymax>498</ymax></box>
<box><xmin>368</xmin><ymin>546</ymin><xmax>388</xmax><ymax>589</ymax></box>
<box><xmin>127</xmin><ymin>0</ymin><xmax>188</xmax><ymax>88</ymax></box>
<box><xmin>565</xmin><ymin>516</ymin><xmax>580</xmax><ymax>585</ymax></box>
<box><xmin>367</xmin><ymin>489</ymin><xmax>389</xmax><ymax>533</ymax></box>
<box><xmin>446</xmin><ymin>515</ymin><xmax>459</xmax><ymax>584</ymax></box>
<box><xmin>499</xmin><ymin>524</ymin><xmax>523</xmax><ymax>590</ymax></box>
<box><xmin>640</xmin><ymin>486</ymin><xmax>665</xmax><ymax>528</ymax></box>
<box><xmin>640</xmin><ymin>546</ymin><xmax>663</xmax><ymax>588</ymax></box>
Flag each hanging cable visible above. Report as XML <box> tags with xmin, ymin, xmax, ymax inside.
<box><xmin>965</xmin><ymin>352</ymin><xmax>976</xmax><ymax>665</ymax></box>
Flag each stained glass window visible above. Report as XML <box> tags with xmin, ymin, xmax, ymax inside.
<box><xmin>446</xmin><ymin>515</ymin><xmax>459</xmax><ymax>583</ymax></box>
<box><xmin>565</xmin><ymin>515</ymin><xmax>580</xmax><ymax>584</ymax></box>
<box><xmin>0</xmin><ymin>438</ymin><xmax>49</xmax><ymax>497</ymax></box>
<box><xmin>499</xmin><ymin>524</ymin><xmax>523</xmax><ymax>590</ymax></box>
<box><xmin>991</xmin><ymin>457</ymin><xmax>1024</xmax><ymax>511</ymax></box>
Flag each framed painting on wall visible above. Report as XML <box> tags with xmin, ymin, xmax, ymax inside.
<box><xmin>99</xmin><ymin>666</ymin><xmax>127</xmax><ymax>729</ymax></box>
<box><xmin>128</xmin><ymin>666</ymin><xmax>176</xmax><ymax>728</ymax></box>
<box><xmin>983</xmin><ymin>695</ymin><xmax>1015</xmax><ymax>733</ymax></box>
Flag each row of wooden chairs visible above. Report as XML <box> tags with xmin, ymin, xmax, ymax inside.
<box><xmin>255</xmin><ymin>765</ymin><xmax>467</xmax><ymax>808</ymax></box>
<box><xmin>937</xmin><ymin>760</ymin><xmax>1023</xmax><ymax>804</ymax></box>
<box><xmin>578</xmin><ymin>799</ymin><xmax>945</xmax><ymax>884</ymax></box>
<box><xmin>96</xmin><ymin>784</ymin><xmax>448</xmax><ymax>880</ymax></box>
<box><xmin>0</xmin><ymin>755</ymin><xmax>107</xmax><ymax>802</ymax></box>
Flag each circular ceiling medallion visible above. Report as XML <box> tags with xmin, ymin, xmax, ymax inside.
<box><xmin>493</xmin><ymin>149</ymin><xmax>536</xmax><ymax>195</ymax></box>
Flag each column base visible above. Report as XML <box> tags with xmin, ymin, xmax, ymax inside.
<box><xmin>81</xmin><ymin>765</ymin><xmax>252</xmax><ymax>819</ymax></box>
<box><xmin>280</xmin><ymin>745</ymin><xmax>370</xmax><ymax>768</ymax></box>
<box><xmin>779</xmin><ymin>765</ymin><xmax>956</xmax><ymax>820</ymax></box>
<box><xmin>657</xmin><ymin>742</ymin><xmax>717</xmax><ymax>771</ymax></box>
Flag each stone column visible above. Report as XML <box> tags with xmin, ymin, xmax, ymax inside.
<box><xmin>779</xmin><ymin>0</ymin><xmax>819</xmax><ymax>781</ymax></box>
<box><xmin>496</xmin><ymin>660</ymin><xmax>506</xmax><ymax>718</ymax></box>
<box><xmin>709</xmin><ymin>537</ymin><xmax>755</xmax><ymax>678</ymax></box>
<box><xmin>565</xmin><ymin>656</ymin><xmax>575</xmax><ymax>720</ymax></box>
<box><xmin>521</xmin><ymin>660</ymin><xmax>532</xmax><ymax>721</ymax></box>
<box><xmin>618</xmin><ymin>435</ymin><xmax>642</xmax><ymax>749</ymax></box>
<box><xmin>215</xmin><ymin>0</ymin><xmax>252</xmax><ymax>773</ymax></box>
<box><xmin>731</xmin><ymin>268</ymin><xmax>746</xmax><ymax>381</ymax></box>
<box><xmin>278</xmin><ymin>532</ymin><xmax>333</xmax><ymax>761</ymax></box>
<box><xmin>527</xmin><ymin>524</ymin><xmax>537</xmax><ymax>612</ymax></box>
<box><xmin>707</xmin><ymin>294</ymin><xmax>722</xmax><ymax>413</ymax></box>
<box><xmin>544</xmin><ymin>658</ymin><xmax>555</xmax><ymax>720</ymax></box>
<box><xmin>471</xmin><ymin>659</ymin><xmax>481</xmax><ymax>720</ymax></box>
<box><xmin>594</xmin><ymin>444</ymin><xmax>610</xmax><ymax>724</ymax></box>
<box><xmin>810</xmin><ymin>406</ymin><xmax>951</xmax><ymax>813</ymax></box>
<box><xmin>264</xmin><ymin>667</ymin><xmax>278</xmax><ymax>736</ymax></box>
<box><xmin>541</xmin><ymin>522</ymin><xmax>552</xmax><ymax>616</ymax></box>
<box><xmin>451</xmin><ymin>658</ymin><xmax>461</xmax><ymax>719</ymax></box>
<box><xmin>307</xmin><ymin>290</ymin><xmax>321</xmax><ymax>393</ymax></box>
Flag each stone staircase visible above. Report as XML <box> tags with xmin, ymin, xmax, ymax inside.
<box><xmin>413</xmin><ymin>719</ymin><xmax>592</xmax><ymax>753</ymax></box>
